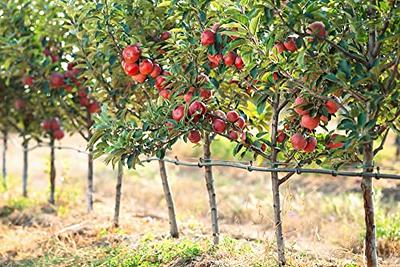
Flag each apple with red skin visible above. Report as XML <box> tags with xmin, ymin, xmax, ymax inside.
<box><xmin>78</xmin><ymin>90</ymin><xmax>87</xmax><ymax>98</ymax></box>
<box><xmin>150</xmin><ymin>64</ymin><xmax>162</xmax><ymax>78</ymax></box>
<box><xmin>65</xmin><ymin>85</ymin><xmax>73</xmax><ymax>92</ymax></box>
<box><xmin>50</xmin><ymin>118</ymin><xmax>61</xmax><ymax>131</ymax></box>
<box><xmin>132</xmin><ymin>73</ymin><xmax>147</xmax><ymax>83</ymax></box>
<box><xmin>79</xmin><ymin>96</ymin><xmax>90</xmax><ymax>107</ymax></box>
<box><xmin>88</xmin><ymin>102</ymin><xmax>101</xmax><ymax>113</ymax></box>
<box><xmin>155</xmin><ymin>76</ymin><xmax>167</xmax><ymax>90</ymax></box>
<box><xmin>277</xmin><ymin>130</ymin><xmax>286</xmax><ymax>143</ymax></box>
<box><xmin>184</xmin><ymin>93</ymin><xmax>193</xmax><ymax>103</ymax></box>
<box><xmin>201</xmin><ymin>29</ymin><xmax>215</xmax><ymax>46</ymax></box>
<box><xmin>303</xmin><ymin>137</ymin><xmax>317</xmax><ymax>152</ymax></box>
<box><xmin>43</xmin><ymin>47</ymin><xmax>51</xmax><ymax>56</ymax></box>
<box><xmin>123</xmin><ymin>61</ymin><xmax>139</xmax><ymax>76</ymax></box>
<box><xmin>320</xmin><ymin>115</ymin><xmax>329</xmax><ymax>124</ymax></box>
<box><xmin>325</xmin><ymin>100</ymin><xmax>339</xmax><ymax>114</ymax></box>
<box><xmin>307</xmin><ymin>21</ymin><xmax>327</xmax><ymax>39</ymax></box>
<box><xmin>67</xmin><ymin>62</ymin><xmax>75</xmax><ymax>70</ymax></box>
<box><xmin>51</xmin><ymin>54</ymin><xmax>59</xmax><ymax>63</ymax></box>
<box><xmin>291</xmin><ymin>133</ymin><xmax>307</xmax><ymax>150</ymax></box>
<box><xmin>172</xmin><ymin>105</ymin><xmax>185</xmax><ymax>121</ymax></box>
<box><xmin>189</xmin><ymin>101</ymin><xmax>207</xmax><ymax>122</ymax></box>
<box><xmin>122</xmin><ymin>45</ymin><xmax>141</xmax><ymax>63</ymax></box>
<box><xmin>200</xmin><ymin>88</ymin><xmax>211</xmax><ymax>100</ymax></box>
<box><xmin>53</xmin><ymin>129</ymin><xmax>65</xmax><ymax>140</ymax></box>
<box><xmin>50</xmin><ymin>72</ymin><xmax>65</xmax><ymax>88</ymax></box>
<box><xmin>227</xmin><ymin>111</ymin><xmax>239</xmax><ymax>123</ymax></box>
<box><xmin>223</xmin><ymin>52</ymin><xmax>236</xmax><ymax>66</ymax></box>
<box><xmin>283</xmin><ymin>37</ymin><xmax>297</xmax><ymax>52</ymax></box>
<box><xmin>241</xmin><ymin>132</ymin><xmax>247</xmax><ymax>143</ymax></box>
<box><xmin>139</xmin><ymin>59</ymin><xmax>154</xmax><ymax>75</ymax></box>
<box><xmin>235</xmin><ymin>56</ymin><xmax>244</xmax><ymax>70</ymax></box>
<box><xmin>214</xmin><ymin>110</ymin><xmax>226</xmax><ymax>120</ymax></box>
<box><xmin>235</xmin><ymin>117</ymin><xmax>245</xmax><ymax>129</ymax></box>
<box><xmin>212</xmin><ymin>119</ymin><xmax>226</xmax><ymax>134</ymax></box>
<box><xmin>14</xmin><ymin>99</ymin><xmax>26</xmax><ymax>110</ymax></box>
<box><xmin>228</xmin><ymin>130</ymin><xmax>239</xmax><ymax>140</ymax></box>
<box><xmin>300</xmin><ymin>114</ymin><xmax>320</xmax><ymax>130</ymax></box>
<box><xmin>188</xmin><ymin>130</ymin><xmax>201</xmax><ymax>143</ymax></box>
<box><xmin>261</xmin><ymin>143</ymin><xmax>267</xmax><ymax>152</ymax></box>
<box><xmin>41</xmin><ymin>120</ymin><xmax>52</xmax><ymax>131</ymax></box>
<box><xmin>160</xmin><ymin>31</ymin><xmax>171</xmax><ymax>41</ymax></box>
<box><xmin>208</xmin><ymin>54</ymin><xmax>223</xmax><ymax>67</ymax></box>
<box><xmin>159</xmin><ymin>90</ymin><xmax>171</xmax><ymax>100</ymax></box>
<box><xmin>273</xmin><ymin>72</ymin><xmax>279</xmax><ymax>82</ymax></box>
<box><xmin>274</xmin><ymin>42</ymin><xmax>286</xmax><ymax>54</ymax></box>
<box><xmin>22</xmin><ymin>76</ymin><xmax>34</xmax><ymax>86</ymax></box>
<box><xmin>327</xmin><ymin>134</ymin><xmax>344</xmax><ymax>149</ymax></box>
<box><xmin>294</xmin><ymin>97</ymin><xmax>309</xmax><ymax>115</ymax></box>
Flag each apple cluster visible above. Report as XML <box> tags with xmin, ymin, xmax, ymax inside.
<box><xmin>41</xmin><ymin>117</ymin><xmax>65</xmax><ymax>140</ymax></box>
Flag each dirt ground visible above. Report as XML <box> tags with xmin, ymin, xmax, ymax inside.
<box><xmin>0</xmin><ymin>134</ymin><xmax>399</xmax><ymax>266</ymax></box>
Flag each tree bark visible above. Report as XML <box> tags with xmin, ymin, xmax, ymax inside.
<box><xmin>22</xmin><ymin>138</ymin><xmax>29</xmax><ymax>197</ymax></box>
<box><xmin>87</xmin><ymin>148</ymin><xmax>94</xmax><ymax>212</ymax></box>
<box><xmin>362</xmin><ymin>142</ymin><xmax>378</xmax><ymax>267</ymax></box>
<box><xmin>204</xmin><ymin>134</ymin><xmax>219</xmax><ymax>245</ymax></box>
<box><xmin>49</xmin><ymin>137</ymin><xmax>56</xmax><ymax>205</ymax></box>
<box><xmin>113</xmin><ymin>161</ymin><xmax>123</xmax><ymax>228</ymax></box>
<box><xmin>270</xmin><ymin>97</ymin><xmax>286</xmax><ymax>266</ymax></box>
<box><xmin>159</xmin><ymin>160</ymin><xmax>179</xmax><ymax>238</ymax></box>
<box><xmin>2</xmin><ymin>129</ymin><xmax>7</xmax><ymax>189</ymax></box>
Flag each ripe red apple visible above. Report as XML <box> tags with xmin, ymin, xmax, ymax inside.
<box><xmin>227</xmin><ymin>111</ymin><xmax>239</xmax><ymax>123</ymax></box>
<box><xmin>159</xmin><ymin>90</ymin><xmax>171</xmax><ymax>100</ymax></box>
<box><xmin>223</xmin><ymin>52</ymin><xmax>236</xmax><ymax>66</ymax></box>
<box><xmin>155</xmin><ymin>76</ymin><xmax>166</xmax><ymax>90</ymax></box>
<box><xmin>41</xmin><ymin>120</ymin><xmax>52</xmax><ymax>131</ymax></box>
<box><xmin>78</xmin><ymin>90</ymin><xmax>87</xmax><ymax>98</ymax></box>
<box><xmin>79</xmin><ymin>96</ymin><xmax>90</xmax><ymax>107</ymax></box>
<box><xmin>67</xmin><ymin>62</ymin><xmax>75</xmax><ymax>70</ymax></box>
<box><xmin>65</xmin><ymin>85</ymin><xmax>73</xmax><ymax>92</ymax></box>
<box><xmin>303</xmin><ymin>137</ymin><xmax>317</xmax><ymax>152</ymax></box>
<box><xmin>235</xmin><ymin>56</ymin><xmax>244</xmax><ymax>70</ymax></box>
<box><xmin>283</xmin><ymin>37</ymin><xmax>297</xmax><ymax>52</ymax></box>
<box><xmin>294</xmin><ymin>97</ymin><xmax>308</xmax><ymax>115</ymax></box>
<box><xmin>188</xmin><ymin>130</ymin><xmax>201</xmax><ymax>143</ymax></box>
<box><xmin>277</xmin><ymin>130</ymin><xmax>286</xmax><ymax>143</ymax></box>
<box><xmin>212</xmin><ymin>119</ymin><xmax>226</xmax><ymax>134</ymax></box>
<box><xmin>53</xmin><ymin>129</ymin><xmax>65</xmax><ymax>140</ymax></box>
<box><xmin>214</xmin><ymin>110</ymin><xmax>226</xmax><ymax>120</ymax></box>
<box><xmin>208</xmin><ymin>54</ymin><xmax>223</xmax><ymax>67</ymax></box>
<box><xmin>320</xmin><ymin>115</ymin><xmax>329</xmax><ymax>124</ymax></box>
<box><xmin>241</xmin><ymin>132</ymin><xmax>247</xmax><ymax>143</ymax></box>
<box><xmin>325</xmin><ymin>100</ymin><xmax>339</xmax><ymax>114</ymax></box>
<box><xmin>123</xmin><ymin>61</ymin><xmax>139</xmax><ymax>76</ymax></box>
<box><xmin>235</xmin><ymin>116</ymin><xmax>245</xmax><ymax>129</ymax></box>
<box><xmin>184</xmin><ymin>93</ymin><xmax>193</xmax><ymax>103</ymax></box>
<box><xmin>274</xmin><ymin>42</ymin><xmax>286</xmax><ymax>54</ymax></box>
<box><xmin>43</xmin><ymin>47</ymin><xmax>51</xmax><ymax>56</ymax></box>
<box><xmin>122</xmin><ymin>45</ymin><xmax>141</xmax><ymax>63</ymax></box>
<box><xmin>273</xmin><ymin>72</ymin><xmax>279</xmax><ymax>82</ymax></box>
<box><xmin>201</xmin><ymin>29</ymin><xmax>215</xmax><ymax>46</ymax></box>
<box><xmin>300</xmin><ymin>114</ymin><xmax>320</xmax><ymax>130</ymax></box>
<box><xmin>211</xmin><ymin>23</ymin><xmax>220</xmax><ymax>32</ymax></box>
<box><xmin>150</xmin><ymin>64</ymin><xmax>162</xmax><ymax>78</ymax></box>
<box><xmin>88</xmin><ymin>102</ymin><xmax>100</xmax><ymax>113</ymax></box>
<box><xmin>307</xmin><ymin>21</ymin><xmax>327</xmax><ymax>39</ymax></box>
<box><xmin>200</xmin><ymin>88</ymin><xmax>211</xmax><ymax>100</ymax></box>
<box><xmin>50</xmin><ymin>72</ymin><xmax>65</xmax><ymax>88</ymax></box>
<box><xmin>50</xmin><ymin>118</ymin><xmax>60</xmax><ymax>131</ymax></box>
<box><xmin>327</xmin><ymin>134</ymin><xmax>344</xmax><ymax>149</ymax></box>
<box><xmin>132</xmin><ymin>73</ymin><xmax>147</xmax><ymax>83</ymax></box>
<box><xmin>160</xmin><ymin>31</ymin><xmax>171</xmax><ymax>41</ymax></box>
<box><xmin>22</xmin><ymin>76</ymin><xmax>34</xmax><ymax>86</ymax></box>
<box><xmin>51</xmin><ymin>54</ymin><xmax>59</xmax><ymax>63</ymax></box>
<box><xmin>228</xmin><ymin>130</ymin><xmax>239</xmax><ymax>140</ymax></box>
<box><xmin>261</xmin><ymin>143</ymin><xmax>267</xmax><ymax>152</ymax></box>
<box><xmin>291</xmin><ymin>133</ymin><xmax>307</xmax><ymax>150</ymax></box>
<box><xmin>189</xmin><ymin>101</ymin><xmax>207</xmax><ymax>122</ymax></box>
<box><xmin>14</xmin><ymin>99</ymin><xmax>26</xmax><ymax>110</ymax></box>
<box><xmin>139</xmin><ymin>59</ymin><xmax>154</xmax><ymax>75</ymax></box>
<box><xmin>172</xmin><ymin>105</ymin><xmax>185</xmax><ymax>121</ymax></box>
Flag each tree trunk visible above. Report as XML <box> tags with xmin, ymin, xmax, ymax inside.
<box><xmin>270</xmin><ymin>98</ymin><xmax>286</xmax><ymax>266</ymax></box>
<box><xmin>204</xmin><ymin>134</ymin><xmax>219</xmax><ymax>245</ymax></box>
<box><xmin>2</xmin><ymin>129</ymin><xmax>7</xmax><ymax>189</ymax></box>
<box><xmin>49</xmin><ymin>137</ymin><xmax>56</xmax><ymax>205</ymax></box>
<box><xmin>159</xmin><ymin>160</ymin><xmax>179</xmax><ymax>238</ymax></box>
<box><xmin>22</xmin><ymin>138</ymin><xmax>29</xmax><ymax>197</ymax></box>
<box><xmin>113</xmin><ymin>161</ymin><xmax>123</xmax><ymax>228</ymax></box>
<box><xmin>87</xmin><ymin>148</ymin><xmax>94</xmax><ymax>212</ymax></box>
<box><xmin>361</xmin><ymin>142</ymin><xmax>378</xmax><ymax>267</ymax></box>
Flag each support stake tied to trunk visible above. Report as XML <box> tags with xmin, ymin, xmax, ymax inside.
<box><xmin>113</xmin><ymin>161</ymin><xmax>123</xmax><ymax>228</ymax></box>
<box><xmin>87</xmin><ymin>148</ymin><xmax>94</xmax><ymax>212</ymax></box>
<box><xmin>22</xmin><ymin>138</ymin><xmax>29</xmax><ymax>197</ymax></box>
<box><xmin>159</xmin><ymin>160</ymin><xmax>179</xmax><ymax>238</ymax></box>
<box><xmin>204</xmin><ymin>134</ymin><xmax>219</xmax><ymax>245</ymax></box>
<box><xmin>49</xmin><ymin>137</ymin><xmax>56</xmax><ymax>205</ymax></box>
<box><xmin>2</xmin><ymin>129</ymin><xmax>8</xmax><ymax>189</ymax></box>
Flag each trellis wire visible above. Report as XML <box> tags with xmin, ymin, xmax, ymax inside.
<box><xmin>141</xmin><ymin>157</ymin><xmax>400</xmax><ymax>180</ymax></box>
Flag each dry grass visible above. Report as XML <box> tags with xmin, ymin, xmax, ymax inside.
<box><xmin>0</xmin><ymin>134</ymin><xmax>399</xmax><ymax>266</ymax></box>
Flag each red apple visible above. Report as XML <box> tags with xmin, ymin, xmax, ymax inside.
<box><xmin>159</xmin><ymin>90</ymin><xmax>171</xmax><ymax>100</ymax></box>
<box><xmin>325</xmin><ymin>100</ymin><xmax>339</xmax><ymax>114</ymax></box>
<box><xmin>327</xmin><ymin>134</ymin><xmax>344</xmax><ymax>149</ymax></box>
<box><xmin>235</xmin><ymin>56</ymin><xmax>244</xmax><ymax>70</ymax></box>
<box><xmin>132</xmin><ymin>73</ymin><xmax>147</xmax><ymax>83</ymax></box>
<box><xmin>228</xmin><ymin>130</ymin><xmax>239</xmax><ymax>140</ymax></box>
<box><xmin>67</xmin><ymin>62</ymin><xmax>75</xmax><ymax>70</ymax></box>
<box><xmin>41</xmin><ymin>120</ymin><xmax>52</xmax><ymax>131</ymax></box>
<box><xmin>300</xmin><ymin>114</ymin><xmax>320</xmax><ymax>130</ymax></box>
<box><xmin>172</xmin><ymin>105</ymin><xmax>185</xmax><ymax>121</ymax></box>
<box><xmin>78</xmin><ymin>90</ymin><xmax>87</xmax><ymax>98</ymax></box>
<box><xmin>283</xmin><ymin>37</ymin><xmax>297</xmax><ymax>52</ymax></box>
<box><xmin>79</xmin><ymin>96</ymin><xmax>90</xmax><ymax>107</ymax></box>
<box><xmin>123</xmin><ymin>61</ymin><xmax>139</xmax><ymax>76</ymax></box>
<box><xmin>273</xmin><ymin>72</ymin><xmax>279</xmax><ymax>81</ymax></box>
<box><xmin>200</xmin><ymin>88</ymin><xmax>211</xmax><ymax>100</ymax></box>
<box><xmin>155</xmin><ymin>76</ymin><xmax>167</xmax><ymax>90</ymax></box>
<box><xmin>277</xmin><ymin>130</ymin><xmax>286</xmax><ymax>143</ymax></box>
<box><xmin>274</xmin><ymin>42</ymin><xmax>286</xmax><ymax>54</ymax></box>
<box><xmin>51</xmin><ymin>54</ymin><xmax>59</xmax><ymax>63</ymax></box>
<box><xmin>294</xmin><ymin>97</ymin><xmax>308</xmax><ymax>115</ymax></box>
<box><xmin>235</xmin><ymin>117</ymin><xmax>245</xmax><ymax>129</ymax></box>
<box><xmin>122</xmin><ymin>45</ymin><xmax>141</xmax><ymax>63</ymax></box>
<box><xmin>188</xmin><ymin>130</ymin><xmax>201</xmax><ymax>143</ymax></box>
<box><xmin>208</xmin><ymin>54</ymin><xmax>223</xmax><ymax>67</ymax></box>
<box><xmin>303</xmin><ymin>137</ymin><xmax>317</xmax><ymax>152</ymax></box>
<box><xmin>88</xmin><ymin>102</ymin><xmax>100</xmax><ymax>113</ymax></box>
<box><xmin>50</xmin><ymin>72</ymin><xmax>65</xmax><ymax>88</ymax></box>
<box><xmin>14</xmin><ymin>99</ymin><xmax>26</xmax><ymax>110</ymax></box>
<box><xmin>212</xmin><ymin>119</ymin><xmax>226</xmax><ymax>134</ymax></box>
<box><xmin>227</xmin><ymin>111</ymin><xmax>239</xmax><ymax>123</ymax></box>
<box><xmin>188</xmin><ymin>101</ymin><xmax>207</xmax><ymax>122</ymax></box>
<box><xmin>201</xmin><ymin>29</ymin><xmax>215</xmax><ymax>46</ymax></box>
<box><xmin>139</xmin><ymin>59</ymin><xmax>154</xmax><ymax>75</ymax></box>
<box><xmin>223</xmin><ymin>52</ymin><xmax>236</xmax><ymax>66</ymax></box>
<box><xmin>65</xmin><ymin>85</ymin><xmax>73</xmax><ymax>92</ymax></box>
<box><xmin>320</xmin><ymin>115</ymin><xmax>329</xmax><ymax>124</ymax></box>
<box><xmin>150</xmin><ymin>64</ymin><xmax>162</xmax><ymax>78</ymax></box>
<box><xmin>261</xmin><ymin>143</ymin><xmax>267</xmax><ymax>152</ymax></box>
<box><xmin>184</xmin><ymin>93</ymin><xmax>193</xmax><ymax>103</ymax></box>
<box><xmin>214</xmin><ymin>110</ymin><xmax>226</xmax><ymax>120</ymax></box>
<box><xmin>22</xmin><ymin>76</ymin><xmax>34</xmax><ymax>86</ymax></box>
<box><xmin>307</xmin><ymin>21</ymin><xmax>327</xmax><ymax>39</ymax></box>
<box><xmin>50</xmin><ymin>118</ymin><xmax>60</xmax><ymax>131</ymax></box>
<box><xmin>160</xmin><ymin>31</ymin><xmax>171</xmax><ymax>41</ymax></box>
<box><xmin>291</xmin><ymin>133</ymin><xmax>307</xmax><ymax>150</ymax></box>
<box><xmin>53</xmin><ymin>129</ymin><xmax>65</xmax><ymax>140</ymax></box>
